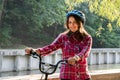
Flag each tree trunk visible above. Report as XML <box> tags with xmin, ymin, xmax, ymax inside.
<box><xmin>53</xmin><ymin>24</ymin><xmax>57</xmax><ymax>38</ymax></box>
<box><xmin>0</xmin><ymin>0</ymin><xmax>7</xmax><ymax>28</ymax></box>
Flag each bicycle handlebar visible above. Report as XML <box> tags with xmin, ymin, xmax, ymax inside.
<box><xmin>29</xmin><ymin>51</ymin><xmax>67</xmax><ymax>75</ymax></box>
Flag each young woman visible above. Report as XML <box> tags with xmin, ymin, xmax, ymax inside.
<box><xmin>25</xmin><ymin>10</ymin><xmax>92</xmax><ymax>80</ymax></box>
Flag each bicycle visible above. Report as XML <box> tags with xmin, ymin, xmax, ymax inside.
<box><xmin>28</xmin><ymin>51</ymin><xmax>67</xmax><ymax>80</ymax></box>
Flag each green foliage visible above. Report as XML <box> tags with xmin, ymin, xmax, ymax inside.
<box><xmin>0</xmin><ymin>0</ymin><xmax>2</xmax><ymax>10</ymax></box>
<box><xmin>0</xmin><ymin>0</ymin><xmax>67</xmax><ymax>48</ymax></box>
<box><xmin>94</xmin><ymin>26</ymin><xmax>120</xmax><ymax>48</ymax></box>
<box><xmin>0</xmin><ymin>27</ymin><xmax>12</xmax><ymax>48</ymax></box>
<box><xmin>0</xmin><ymin>0</ymin><xmax>120</xmax><ymax>48</ymax></box>
<box><xmin>74</xmin><ymin>1</ymin><xmax>120</xmax><ymax>48</ymax></box>
<box><xmin>89</xmin><ymin>0</ymin><xmax>120</xmax><ymax>26</ymax></box>
<box><xmin>66</xmin><ymin>0</ymin><xmax>120</xmax><ymax>27</ymax></box>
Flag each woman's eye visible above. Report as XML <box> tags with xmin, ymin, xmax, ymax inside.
<box><xmin>68</xmin><ymin>22</ymin><xmax>72</xmax><ymax>24</ymax></box>
<box><xmin>68</xmin><ymin>21</ymin><xmax>77</xmax><ymax>25</ymax></box>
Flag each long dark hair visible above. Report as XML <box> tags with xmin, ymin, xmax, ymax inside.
<box><xmin>64</xmin><ymin>15</ymin><xmax>89</xmax><ymax>41</ymax></box>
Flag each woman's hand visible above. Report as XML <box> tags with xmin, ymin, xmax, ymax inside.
<box><xmin>68</xmin><ymin>57</ymin><xmax>76</xmax><ymax>65</ymax></box>
<box><xmin>25</xmin><ymin>47</ymin><xmax>41</xmax><ymax>55</ymax></box>
<box><xmin>25</xmin><ymin>47</ymin><xmax>33</xmax><ymax>54</ymax></box>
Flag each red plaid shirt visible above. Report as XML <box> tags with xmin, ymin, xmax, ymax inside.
<box><xmin>38</xmin><ymin>33</ymin><xmax>92</xmax><ymax>80</ymax></box>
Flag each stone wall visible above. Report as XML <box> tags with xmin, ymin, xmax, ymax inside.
<box><xmin>0</xmin><ymin>48</ymin><xmax>120</xmax><ymax>72</ymax></box>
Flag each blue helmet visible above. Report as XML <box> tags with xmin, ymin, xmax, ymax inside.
<box><xmin>66</xmin><ymin>10</ymin><xmax>86</xmax><ymax>24</ymax></box>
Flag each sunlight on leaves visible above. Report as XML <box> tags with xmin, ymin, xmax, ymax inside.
<box><xmin>96</xmin><ymin>26</ymin><xmax>104</xmax><ymax>36</ymax></box>
<box><xmin>107</xmin><ymin>23</ymin><xmax>112</xmax><ymax>32</ymax></box>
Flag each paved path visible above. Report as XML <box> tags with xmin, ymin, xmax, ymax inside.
<box><xmin>0</xmin><ymin>69</ymin><xmax>120</xmax><ymax>80</ymax></box>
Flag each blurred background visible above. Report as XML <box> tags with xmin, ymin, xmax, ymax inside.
<box><xmin>0</xmin><ymin>0</ymin><xmax>120</xmax><ymax>49</ymax></box>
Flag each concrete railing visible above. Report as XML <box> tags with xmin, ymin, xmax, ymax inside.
<box><xmin>88</xmin><ymin>48</ymin><xmax>120</xmax><ymax>65</ymax></box>
<box><xmin>0</xmin><ymin>48</ymin><xmax>120</xmax><ymax>72</ymax></box>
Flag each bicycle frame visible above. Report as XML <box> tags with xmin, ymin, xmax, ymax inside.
<box><xmin>29</xmin><ymin>51</ymin><xmax>67</xmax><ymax>80</ymax></box>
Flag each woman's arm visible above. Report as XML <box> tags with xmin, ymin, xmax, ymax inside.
<box><xmin>76</xmin><ymin>36</ymin><xmax>92</xmax><ymax>59</ymax></box>
<box><xmin>37</xmin><ymin>34</ymin><xmax>63</xmax><ymax>56</ymax></box>
<box><xmin>67</xmin><ymin>35</ymin><xmax>92</xmax><ymax>64</ymax></box>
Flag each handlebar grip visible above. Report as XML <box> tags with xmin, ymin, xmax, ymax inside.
<box><xmin>29</xmin><ymin>50</ymin><xmax>40</xmax><ymax>58</ymax></box>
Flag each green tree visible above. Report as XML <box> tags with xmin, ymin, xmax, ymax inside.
<box><xmin>0</xmin><ymin>0</ymin><xmax>120</xmax><ymax>48</ymax></box>
<box><xmin>66</xmin><ymin>0</ymin><xmax>120</xmax><ymax>27</ymax></box>
<box><xmin>0</xmin><ymin>0</ymin><xmax>67</xmax><ymax>48</ymax></box>
<box><xmin>74</xmin><ymin>1</ymin><xmax>120</xmax><ymax>48</ymax></box>
<box><xmin>0</xmin><ymin>0</ymin><xmax>12</xmax><ymax>48</ymax></box>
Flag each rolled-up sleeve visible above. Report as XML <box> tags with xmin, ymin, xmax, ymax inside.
<box><xmin>77</xmin><ymin>36</ymin><xmax>92</xmax><ymax>58</ymax></box>
<box><xmin>38</xmin><ymin>34</ymin><xmax>63</xmax><ymax>56</ymax></box>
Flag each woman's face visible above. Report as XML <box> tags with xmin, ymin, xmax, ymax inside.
<box><xmin>68</xmin><ymin>16</ymin><xmax>79</xmax><ymax>32</ymax></box>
